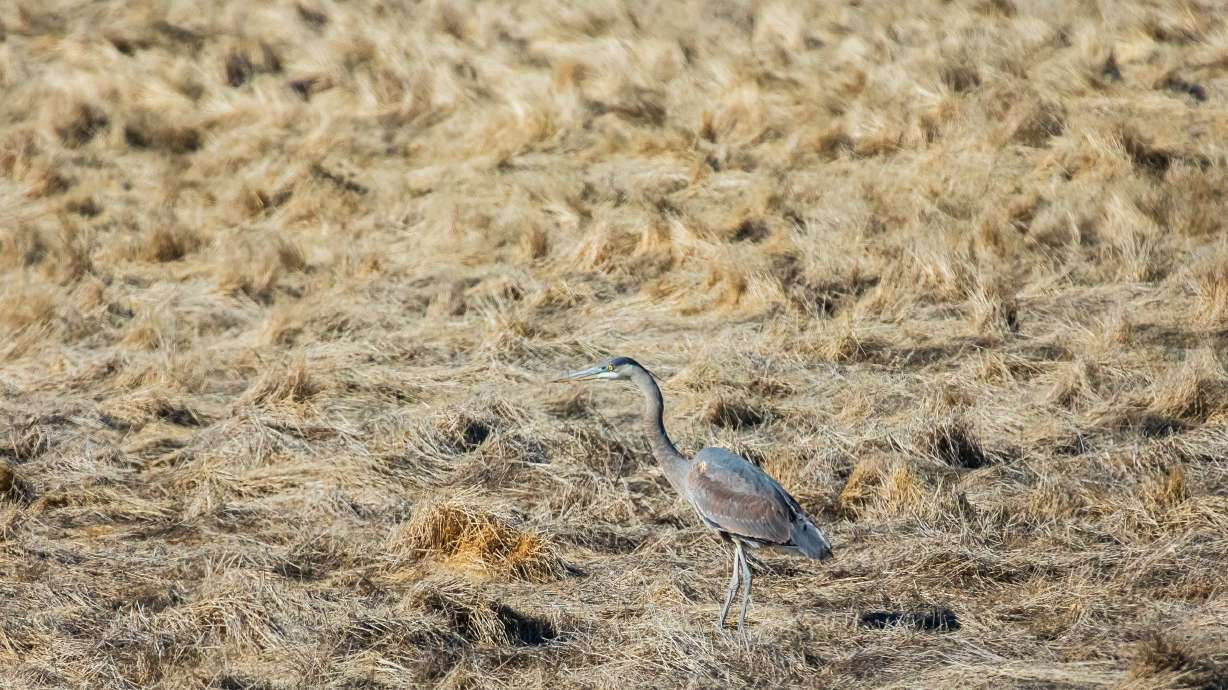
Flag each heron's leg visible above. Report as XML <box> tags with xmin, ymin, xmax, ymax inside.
<box><xmin>716</xmin><ymin>542</ymin><xmax>742</xmax><ymax>629</ymax></box>
<box><xmin>736</xmin><ymin>543</ymin><xmax>753</xmax><ymax>633</ymax></box>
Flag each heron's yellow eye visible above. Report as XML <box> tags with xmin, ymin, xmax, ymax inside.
<box><xmin>606</xmin><ymin>364</ymin><xmax>614</xmax><ymax>371</ymax></box>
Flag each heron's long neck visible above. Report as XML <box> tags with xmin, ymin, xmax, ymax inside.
<box><xmin>632</xmin><ymin>369</ymin><xmax>690</xmax><ymax>494</ymax></box>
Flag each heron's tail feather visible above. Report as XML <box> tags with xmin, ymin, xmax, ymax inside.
<box><xmin>792</xmin><ymin>518</ymin><xmax>833</xmax><ymax>560</ymax></box>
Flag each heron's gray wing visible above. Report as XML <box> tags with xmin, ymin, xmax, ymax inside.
<box><xmin>686</xmin><ymin>447</ymin><xmax>793</xmax><ymax>545</ymax></box>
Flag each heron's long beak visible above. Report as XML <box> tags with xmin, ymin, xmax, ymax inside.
<box><xmin>553</xmin><ymin>365</ymin><xmax>613</xmax><ymax>383</ymax></box>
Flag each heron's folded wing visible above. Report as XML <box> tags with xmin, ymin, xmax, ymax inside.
<box><xmin>687</xmin><ymin>448</ymin><xmax>792</xmax><ymax>545</ymax></box>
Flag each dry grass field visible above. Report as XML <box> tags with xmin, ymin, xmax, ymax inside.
<box><xmin>3</xmin><ymin>0</ymin><xmax>1228</xmax><ymax>687</ymax></box>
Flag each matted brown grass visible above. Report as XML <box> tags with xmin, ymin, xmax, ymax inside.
<box><xmin>3</xmin><ymin>0</ymin><xmax>1228</xmax><ymax>687</ymax></box>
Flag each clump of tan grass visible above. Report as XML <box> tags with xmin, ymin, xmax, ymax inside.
<box><xmin>914</xmin><ymin>405</ymin><xmax>999</xmax><ymax>470</ymax></box>
<box><xmin>1001</xmin><ymin>96</ymin><xmax>1066</xmax><ymax>148</ymax></box>
<box><xmin>1163</xmin><ymin>163</ymin><xmax>1228</xmax><ymax>238</ymax></box>
<box><xmin>837</xmin><ymin>453</ymin><xmax>930</xmax><ymax>520</ymax></box>
<box><xmin>1190</xmin><ymin>252</ymin><xmax>1228</xmax><ymax>327</ymax></box>
<box><xmin>1147</xmin><ymin>350</ymin><xmax>1228</xmax><ymax>426</ymax></box>
<box><xmin>1128</xmin><ymin>632</ymin><xmax>1228</xmax><ymax>689</ymax></box>
<box><xmin>0</xmin><ymin>278</ymin><xmax>57</xmax><ymax>334</ymax></box>
<box><xmin>233</xmin><ymin>357</ymin><xmax>321</xmax><ymax>409</ymax></box>
<box><xmin>121</xmin><ymin>308</ymin><xmax>172</xmax><ymax>351</ymax></box>
<box><xmin>391</xmin><ymin>493</ymin><xmax>564</xmax><ymax>582</ymax></box>
<box><xmin>968</xmin><ymin>277</ymin><xmax>1019</xmax><ymax>339</ymax></box>
<box><xmin>702</xmin><ymin>396</ymin><xmax>769</xmax><ymax>430</ymax></box>
<box><xmin>0</xmin><ymin>461</ymin><xmax>32</xmax><ymax>505</ymax></box>
<box><xmin>133</xmin><ymin>223</ymin><xmax>201</xmax><ymax>263</ymax></box>
<box><xmin>409</xmin><ymin>576</ymin><xmax>517</xmax><ymax>646</ymax></box>
<box><xmin>802</xmin><ymin>314</ymin><xmax>883</xmax><ymax>363</ymax></box>
<box><xmin>1140</xmin><ymin>465</ymin><xmax>1189</xmax><ymax>517</ymax></box>
<box><xmin>216</xmin><ymin>232</ymin><xmax>307</xmax><ymax>303</ymax></box>
<box><xmin>1047</xmin><ymin>357</ymin><xmax>1102</xmax><ymax>410</ymax></box>
<box><xmin>427</xmin><ymin>407</ymin><xmax>500</xmax><ymax>455</ymax></box>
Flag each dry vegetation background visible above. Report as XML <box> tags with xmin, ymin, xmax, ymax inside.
<box><xmin>3</xmin><ymin>0</ymin><xmax>1228</xmax><ymax>687</ymax></box>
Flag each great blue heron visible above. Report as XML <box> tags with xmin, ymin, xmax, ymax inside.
<box><xmin>556</xmin><ymin>356</ymin><xmax>833</xmax><ymax>632</ymax></box>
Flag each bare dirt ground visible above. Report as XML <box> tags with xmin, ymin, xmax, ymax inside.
<box><xmin>3</xmin><ymin>1</ymin><xmax>1228</xmax><ymax>687</ymax></box>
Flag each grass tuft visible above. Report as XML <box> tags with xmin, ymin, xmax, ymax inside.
<box><xmin>394</xmin><ymin>494</ymin><xmax>565</xmax><ymax>582</ymax></box>
<box><xmin>1129</xmin><ymin>633</ymin><xmax>1228</xmax><ymax>689</ymax></box>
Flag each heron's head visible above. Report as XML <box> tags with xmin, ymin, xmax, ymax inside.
<box><xmin>555</xmin><ymin>356</ymin><xmax>647</xmax><ymax>383</ymax></box>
